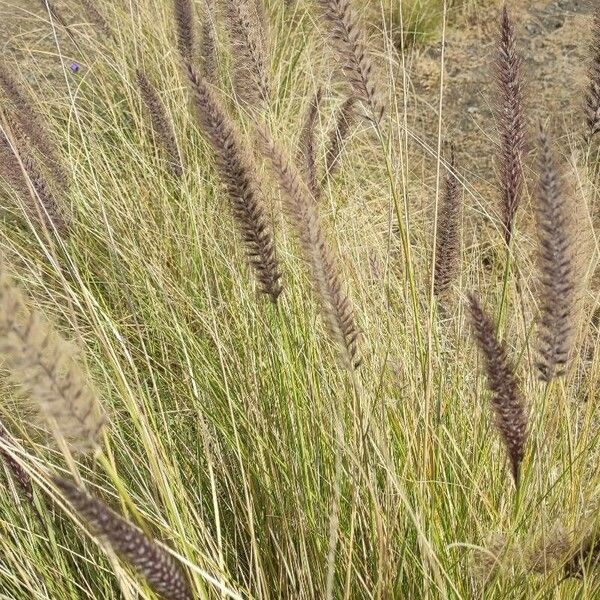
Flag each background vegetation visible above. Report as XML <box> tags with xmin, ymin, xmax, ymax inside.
<box><xmin>0</xmin><ymin>0</ymin><xmax>598</xmax><ymax>599</ymax></box>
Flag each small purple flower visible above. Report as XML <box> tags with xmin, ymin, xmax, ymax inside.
<box><xmin>70</xmin><ymin>63</ymin><xmax>80</xmax><ymax>74</ymax></box>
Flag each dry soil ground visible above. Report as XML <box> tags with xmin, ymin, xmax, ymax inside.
<box><xmin>411</xmin><ymin>0</ymin><xmax>594</xmax><ymax>184</ymax></box>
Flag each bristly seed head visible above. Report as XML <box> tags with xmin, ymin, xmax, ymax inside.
<box><xmin>467</xmin><ymin>292</ymin><xmax>528</xmax><ymax>485</ymax></box>
<box><xmin>496</xmin><ymin>4</ymin><xmax>526</xmax><ymax>247</ymax></box>
<box><xmin>433</xmin><ymin>145</ymin><xmax>461</xmax><ymax>300</ymax></box>
<box><xmin>54</xmin><ymin>477</ymin><xmax>193</xmax><ymax>600</ymax></box>
<box><xmin>534</xmin><ymin>125</ymin><xmax>578</xmax><ymax>381</ymax></box>
<box><xmin>187</xmin><ymin>65</ymin><xmax>282</xmax><ymax>302</ymax></box>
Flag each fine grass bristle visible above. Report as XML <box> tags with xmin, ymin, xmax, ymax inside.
<box><xmin>315</xmin><ymin>0</ymin><xmax>384</xmax><ymax>125</ymax></box>
<box><xmin>433</xmin><ymin>146</ymin><xmax>461</xmax><ymax>300</ymax></box>
<box><xmin>54</xmin><ymin>477</ymin><xmax>193</xmax><ymax>600</ymax></box>
<box><xmin>187</xmin><ymin>65</ymin><xmax>282</xmax><ymax>302</ymax></box>
<box><xmin>496</xmin><ymin>4</ymin><xmax>526</xmax><ymax>246</ymax></box>
<box><xmin>0</xmin><ymin>266</ymin><xmax>105</xmax><ymax>451</ymax></box>
<box><xmin>467</xmin><ymin>293</ymin><xmax>528</xmax><ymax>485</ymax></box>
<box><xmin>534</xmin><ymin>125</ymin><xmax>578</xmax><ymax>381</ymax></box>
<box><xmin>135</xmin><ymin>70</ymin><xmax>183</xmax><ymax>177</ymax></box>
<box><xmin>257</xmin><ymin>124</ymin><xmax>360</xmax><ymax>370</ymax></box>
<box><xmin>173</xmin><ymin>0</ymin><xmax>196</xmax><ymax>63</ymax></box>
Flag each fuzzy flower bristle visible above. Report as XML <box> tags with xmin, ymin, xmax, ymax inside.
<box><xmin>0</xmin><ymin>124</ymin><xmax>69</xmax><ymax>236</ymax></box>
<box><xmin>565</xmin><ymin>532</ymin><xmax>600</xmax><ymax>578</ymax></box>
<box><xmin>467</xmin><ymin>293</ymin><xmax>528</xmax><ymax>485</ymax></box>
<box><xmin>315</xmin><ymin>0</ymin><xmax>384</xmax><ymax>125</ymax></box>
<box><xmin>79</xmin><ymin>0</ymin><xmax>114</xmax><ymax>39</ymax></box>
<box><xmin>200</xmin><ymin>0</ymin><xmax>218</xmax><ymax>82</ymax></box>
<box><xmin>0</xmin><ymin>63</ymin><xmax>67</xmax><ymax>187</ymax></box>
<box><xmin>0</xmin><ymin>266</ymin><xmax>105</xmax><ymax>451</ymax></box>
<box><xmin>0</xmin><ymin>423</ymin><xmax>33</xmax><ymax>503</ymax></box>
<box><xmin>220</xmin><ymin>0</ymin><xmax>270</xmax><ymax>112</ymax></box>
<box><xmin>55</xmin><ymin>478</ymin><xmax>193</xmax><ymax>600</ymax></box>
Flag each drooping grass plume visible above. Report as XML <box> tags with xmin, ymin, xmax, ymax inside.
<box><xmin>324</xmin><ymin>95</ymin><xmax>356</xmax><ymax>182</ymax></box>
<box><xmin>257</xmin><ymin>125</ymin><xmax>360</xmax><ymax>370</ymax></box>
<box><xmin>585</xmin><ymin>6</ymin><xmax>600</xmax><ymax>142</ymax></box>
<box><xmin>495</xmin><ymin>4</ymin><xmax>526</xmax><ymax>246</ymax></box>
<box><xmin>534</xmin><ymin>126</ymin><xmax>578</xmax><ymax>381</ymax></box>
<box><xmin>135</xmin><ymin>70</ymin><xmax>183</xmax><ymax>177</ymax></box>
<box><xmin>433</xmin><ymin>146</ymin><xmax>461</xmax><ymax>299</ymax></box>
<box><xmin>298</xmin><ymin>88</ymin><xmax>323</xmax><ymax>199</ymax></box>
<box><xmin>173</xmin><ymin>0</ymin><xmax>196</xmax><ymax>63</ymax></box>
<box><xmin>0</xmin><ymin>422</ymin><xmax>33</xmax><ymax>504</ymax></box>
<box><xmin>187</xmin><ymin>66</ymin><xmax>282</xmax><ymax>302</ymax></box>
<box><xmin>220</xmin><ymin>0</ymin><xmax>270</xmax><ymax>112</ymax></box>
<box><xmin>78</xmin><ymin>0</ymin><xmax>114</xmax><ymax>39</ymax></box>
<box><xmin>315</xmin><ymin>0</ymin><xmax>384</xmax><ymax>125</ymax></box>
<box><xmin>0</xmin><ymin>63</ymin><xmax>67</xmax><ymax>186</ymax></box>
<box><xmin>467</xmin><ymin>293</ymin><xmax>528</xmax><ymax>484</ymax></box>
<box><xmin>54</xmin><ymin>477</ymin><xmax>193</xmax><ymax>600</ymax></box>
<box><xmin>0</xmin><ymin>266</ymin><xmax>105</xmax><ymax>451</ymax></box>
<box><xmin>0</xmin><ymin>126</ymin><xmax>69</xmax><ymax>236</ymax></box>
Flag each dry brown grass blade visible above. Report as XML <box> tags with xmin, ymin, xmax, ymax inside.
<box><xmin>187</xmin><ymin>65</ymin><xmax>282</xmax><ymax>302</ymax></box>
<box><xmin>54</xmin><ymin>477</ymin><xmax>193</xmax><ymax>600</ymax></box>
<box><xmin>433</xmin><ymin>146</ymin><xmax>461</xmax><ymax>299</ymax></box>
<box><xmin>257</xmin><ymin>124</ymin><xmax>360</xmax><ymax>370</ymax></box>
<box><xmin>315</xmin><ymin>0</ymin><xmax>384</xmax><ymax>125</ymax></box>
<box><xmin>534</xmin><ymin>125</ymin><xmax>578</xmax><ymax>381</ymax></box>
<box><xmin>496</xmin><ymin>4</ymin><xmax>526</xmax><ymax>246</ymax></box>
<box><xmin>136</xmin><ymin>70</ymin><xmax>183</xmax><ymax>177</ymax></box>
<box><xmin>467</xmin><ymin>293</ymin><xmax>528</xmax><ymax>485</ymax></box>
